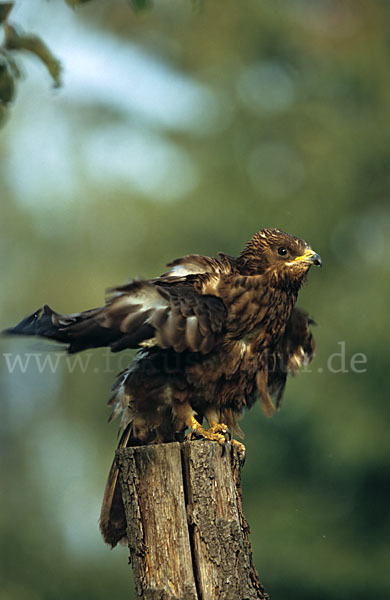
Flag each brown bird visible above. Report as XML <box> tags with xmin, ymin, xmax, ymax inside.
<box><xmin>5</xmin><ymin>228</ymin><xmax>321</xmax><ymax>547</ymax></box>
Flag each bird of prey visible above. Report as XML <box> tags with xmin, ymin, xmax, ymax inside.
<box><xmin>5</xmin><ymin>228</ymin><xmax>321</xmax><ymax>547</ymax></box>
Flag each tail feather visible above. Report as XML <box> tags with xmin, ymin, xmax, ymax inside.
<box><xmin>99</xmin><ymin>426</ymin><xmax>132</xmax><ymax>548</ymax></box>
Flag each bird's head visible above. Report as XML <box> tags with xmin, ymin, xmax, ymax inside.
<box><xmin>238</xmin><ymin>228</ymin><xmax>322</xmax><ymax>284</ymax></box>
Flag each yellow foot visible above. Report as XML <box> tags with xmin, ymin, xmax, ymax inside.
<box><xmin>230</xmin><ymin>439</ymin><xmax>246</xmax><ymax>464</ymax></box>
<box><xmin>208</xmin><ymin>422</ymin><xmax>230</xmax><ymax>437</ymax></box>
<box><xmin>186</xmin><ymin>416</ymin><xmax>228</xmax><ymax>446</ymax></box>
<box><xmin>186</xmin><ymin>417</ymin><xmax>246</xmax><ymax>464</ymax></box>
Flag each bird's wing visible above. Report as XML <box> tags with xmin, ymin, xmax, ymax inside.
<box><xmin>103</xmin><ymin>277</ymin><xmax>227</xmax><ymax>354</ymax></box>
<box><xmin>5</xmin><ymin>256</ymin><xmax>228</xmax><ymax>355</ymax></box>
<box><xmin>159</xmin><ymin>254</ymin><xmax>224</xmax><ymax>278</ymax></box>
<box><xmin>267</xmin><ymin>308</ymin><xmax>316</xmax><ymax>408</ymax></box>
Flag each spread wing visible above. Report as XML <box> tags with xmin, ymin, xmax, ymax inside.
<box><xmin>5</xmin><ymin>257</ymin><xmax>228</xmax><ymax>355</ymax></box>
<box><xmin>267</xmin><ymin>308</ymin><xmax>316</xmax><ymax>409</ymax></box>
<box><xmin>102</xmin><ymin>278</ymin><xmax>227</xmax><ymax>354</ymax></box>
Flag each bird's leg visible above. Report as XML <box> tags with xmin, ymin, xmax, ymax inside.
<box><xmin>186</xmin><ymin>416</ymin><xmax>228</xmax><ymax>448</ymax></box>
<box><xmin>207</xmin><ymin>421</ymin><xmax>230</xmax><ymax>438</ymax></box>
<box><xmin>206</xmin><ymin>409</ymin><xmax>246</xmax><ymax>464</ymax></box>
<box><xmin>229</xmin><ymin>439</ymin><xmax>246</xmax><ymax>464</ymax></box>
<box><xmin>203</xmin><ymin>409</ymin><xmax>229</xmax><ymax>437</ymax></box>
<box><xmin>185</xmin><ymin>413</ymin><xmax>246</xmax><ymax>464</ymax></box>
<box><xmin>208</xmin><ymin>420</ymin><xmax>246</xmax><ymax>463</ymax></box>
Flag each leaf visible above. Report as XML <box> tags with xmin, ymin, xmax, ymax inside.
<box><xmin>4</xmin><ymin>24</ymin><xmax>62</xmax><ymax>88</ymax></box>
<box><xmin>0</xmin><ymin>2</ymin><xmax>14</xmax><ymax>24</ymax></box>
<box><xmin>1</xmin><ymin>49</ymin><xmax>20</xmax><ymax>78</ymax></box>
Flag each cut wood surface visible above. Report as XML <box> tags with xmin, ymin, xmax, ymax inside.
<box><xmin>116</xmin><ymin>440</ymin><xmax>269</xmax><ymax>600</ymax></box>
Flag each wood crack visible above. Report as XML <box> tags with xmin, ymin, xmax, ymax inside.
<box><xmin>117</xmin><ymin>440</ymin><xmax>269</xmax><ymax>600</ymax></box>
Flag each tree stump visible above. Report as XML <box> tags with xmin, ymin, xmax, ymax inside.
<box><xmin>116</xmin><ymin>440</ymin><xmax>269</xmax><ymax>600</ymax></box>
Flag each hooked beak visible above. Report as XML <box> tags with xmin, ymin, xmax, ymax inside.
<box><xmin>293</xmin><ymin>248</ymin><xmax>322</xmax><ymax>267</ymax></box>
<box><xmin>310</xmin><ymin>252</ymin><xmax>322</xmax><ymax>267</ymax></box>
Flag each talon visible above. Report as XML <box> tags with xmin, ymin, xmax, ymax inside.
<box><xmin>208</xmin><ymin>421</ymin><xmax>231</xmax><ymax>442</ymax></box>
<box><xmin>186</xmin><ymin>416</ymin><xmax>229</xmax><ymax>448</ymax></box>
<box><xmin>208</xmin><ymin>422</ymin><xmax>229</xmax><ymax>436</ymax></box>
<box><xmin>231</xmin><ymin>439</ymin><xmax>246</xmax><ymax>465</ymax></box>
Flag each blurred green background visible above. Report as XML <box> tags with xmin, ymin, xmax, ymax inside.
<box><xmin>0</xmin><ymin>1</ymin><xmax>389</xmax><ymax>599</ymax></box>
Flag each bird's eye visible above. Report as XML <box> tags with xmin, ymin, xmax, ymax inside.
<box><xmin>278</xmin><ymin>247</ymin><xmax>288</xmax><ymax>256</ymax></box>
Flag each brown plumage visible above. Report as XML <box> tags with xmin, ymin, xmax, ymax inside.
<box><xmin>5</xmin><ymin>228</ymin><xmax>321</xmax><ymax>547</ymax></box>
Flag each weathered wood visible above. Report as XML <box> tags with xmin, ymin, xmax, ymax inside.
<box><xmin>182</xmin><ymin>441</ymin><xmax>269</xmax><ymax>600</ymax></box>
<box><xmin>116</xmin><ymin>440</ymin><xmax>269</xmax><ymax>600</ymax></box>
<box><xmin>116</xmin><ymin>443</ymin><xmax>198</xmax><ymax>600</ymax></box>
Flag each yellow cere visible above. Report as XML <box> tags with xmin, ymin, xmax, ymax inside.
<box><xmin>293</xmin><ymin>248</ymin><xmax>316</xmax><ymax>262</ymax></box>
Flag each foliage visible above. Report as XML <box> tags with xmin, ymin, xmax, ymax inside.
<box><xmin>0</xmin><ymin>2</ymin><xmax>61</xmax><ymax>123</ymax></box>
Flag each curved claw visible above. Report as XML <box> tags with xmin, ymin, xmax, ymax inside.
<box><xmin>186</xmin><ymin>417</ymin><xmax>245</xmax><ymax>464</ymax></box>
<box><xmin>230</xmin><ymin>439</ymin><xmax>246</xmax><ymax>466</ymax></box>
<box><xmin>186</xmin><ymin>416</ymin><xmax>229</xmax><ymax>447</ymax></box>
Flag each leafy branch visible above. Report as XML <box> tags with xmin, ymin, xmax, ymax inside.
<box><xmin>0</xmin><ymin>2</ymin><xmax>62</xmax><ymax>123</ymax></box>
<box><xmin>0</xmin><ymin>0</ymin><xmax>198</xmax><ymax>125</ymax></box>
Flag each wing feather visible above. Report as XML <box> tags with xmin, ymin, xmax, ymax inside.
<box><xmin>161</xmin><ymin>254</ymin><xmax>219</xmax><ymax>277</ymax></box>
<box><xmin>5</xmin><ymin>256</ymin><xmax>229</xmax><ymax>355</ymax></box>
<box><xmin>268</xmin><ymin>308</ymin><xmax>316</xmax><ymax>409</ymax></box>
<box><xmin>103</xmin><ymin>274</ymin><xmax>227</xmax><ymax>354</ymax></box>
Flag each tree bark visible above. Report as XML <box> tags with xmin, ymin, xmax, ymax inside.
<box><xmin>116</xmin><ymin>440</ymin><xmax>269</xmax><ymax>600</ymax></box>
